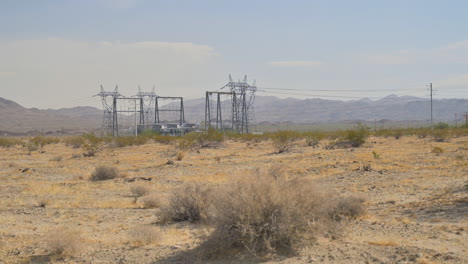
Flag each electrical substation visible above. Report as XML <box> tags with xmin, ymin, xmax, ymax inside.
<box><xmin>95</xmin><ymin>75</ymin><xmax>257</xmax><ymax>136</ymax></box>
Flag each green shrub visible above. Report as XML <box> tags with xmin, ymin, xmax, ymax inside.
<box><xmin>0</xmin><ymin>137</ymin><xmax>24</xmax><ymax>148</ymax></box>
<box><xmin>81</xmin><ymin>133</ymin><xmax>102</xmax><ymax>157</ymax></box>
<box><xmin>271</xmin><ymin>130</ymin><xmax>300</xmax><ymax>153</ymax></box>
<box><xmin>29</xmin><ymin>136</ymin><xmax>60</xmax><ymax>150</ymax></box>
<box><xmin>434</xmin><ymin>122</ymin><xmax>449</xmax><ymax>129</ymax></box>
<box><xmin>178</xmin><ymin>127</ymin><xmax>224</xmax><ymax>150</ymax></box>
<box><xmin>432</xmin><ymin>130</ymin><xmax>449</xmax><ymax>142</ymax></box>
<box><xmin>303</xmin><ymin>131</ymin><xmax>325</xmax><ymax>147</ymax></box>
<box><xmin>63</xmin><ymin>136</ymin><xmax>85</xmax><ymax>148</ymax></box>
<box><xmin>112</xmin><ymin>136</ymin><xmax>149</xmax><ymax>148</ymax></box>
<box><xmin>343</xmin><ymin>124</ymin><xmax>369</xmax><ymax>147</ymax></box>
<box><xmin>431</xmin><ymin>146</ymin><xmax>444</xmax><ymax>155</ymax></box>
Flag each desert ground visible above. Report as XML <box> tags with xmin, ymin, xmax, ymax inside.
<box><xmin>0</xmin><ymin>135</ymin><xmax>466</xmax><ymax>263</ymax></box>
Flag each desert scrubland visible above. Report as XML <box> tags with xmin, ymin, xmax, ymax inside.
<box><xmin>0</xmin><ymin>130</ymin><xmax>466</xmax><ymax>264</ymax></box>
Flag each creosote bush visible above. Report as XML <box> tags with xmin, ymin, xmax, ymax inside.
<box><xmin>178</xmin><ymin>127</ymin><xmax>224</xmax><ymax>150</ymax></box>
<box><xmin>82</xmin><ymin>133</ymin><xmax>102</xmax><ymax>157</ymax></box>
<box><xmin>142</xmin><ymin>193</ymin><xmax>163</xmax><ymax>208</ymax></box>
<box><xmin>63</xmin><ymin>136</ymin><xmax>85</xmax><ymax>148</ymax></box>
<box><xmin>303</xmin><ymin>131</ymin><xmax>325</xmax><ymax>147</ymax></box>
<box><xmin>343</xmin><ymin>124</ymin><xmax>369</xmax><ymax>147</ymax></box>
<box><xmin>271</xmin><ymin>130</ymin><xmax>299</xmax><ymax>153</ymax></box>
<box><xmin>90</xmin><ymin>165</ymin><xmax>120</xmax><ymax>181</ymax></box>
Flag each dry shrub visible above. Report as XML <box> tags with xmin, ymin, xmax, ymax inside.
<box><xmin>160</xmin><ymin>183</ymin><xmax>212</xmax><ymax>223</ymax></box>
<box><xmin>130</xmin><ymin>184</ymin><xmax>151</xmax><ymax>203</ymax></box>
<box><xmin>142</xmin><ymin>193</ymin><xmax>163</xmax><ymax>208</ymax></box>
<box><xmin>176</xmin><ymin>151</ymin><xmax>185</xmax><ymax>161</ymax></box>
<box><xmin>129</xmin><ymin>225</ymin><xmax>162</xmax><ymax>246</ymax></box>
<box><xmin>0</xmin><ymin>137</ymin><xmax>24</xmax><ymax>148</ymax></box>
<box><xmin>49</xmin><ymin>156</ymin><xmax>63</xmax><ymax>162</ymax></box>
<box><xmin>197</xmin><ymin>168</ymin><xmax>365</xmax><ymax>258</ymax></box>
<box><xmin>45</xmin><ymin>227</ymin><xmax>84</xmax><ymax>256</ymax></box>
<box><xmin>90</xmin><ymin>166</ymin><xmax>120</xmax><ymax>181</ymax></box>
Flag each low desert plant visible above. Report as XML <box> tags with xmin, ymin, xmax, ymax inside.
<box><xmin>160</xmin><ymin>182</ymin><xmax>213</xmax><ymax>223</ymax></box>
<box><xmin>178</xmin><ymin>127</ymin><xmax>224</xmax><ymax>150</ymax></box>
<box><xmin>130</xmin><ymin>184</ymin><xmax>151</xmax><ymax>203</ymax></box>
<box><xmin>142</xmin><ymin>193</ymin><xmax>163</xmax><ymax>208</ymax></box>
<box><xmin>112</xmin><ymin>136</ymin><xmax>149</xmax><ymax>148</ymax></box>
<box><xmin>343</xmin><ymin>124</ymin><xmax>369</xmax><ymax>147</ymax></box>
<box><xmin>129</xmin><ymin>225</ymin><xmax>161</xmax><ymax>246</ymax></box>
<box><xmin>432</xmin><ymin>146</ymin><xmax>444</xmax><ymax>155</ymax></box>
<box><xmin>197</xmin><ymin>168</ymin><xmax>365</xmax><ymax>258</ymax></box>
<box><xmin>90</xmin><ymin>166</ymin><xmax>120</xmax><ymax>181</ymax></box>
<box><xmin>45</xmin><ymin>227</ymin><xmax>84</xmax><ymax>256</ymax></box>
<box><xmin>271</xmin><ymin>130</ymin><xmax>299</xmax><ymax>153</ymax></box>
<box><xmin>303</xmin><ymin>131</ymin><xmax>325</xmax><ymax>147</ymax></box>
<box><xmin>372</xmin><ymin>151</ymin><xmax>381</xmax><ymax>159</ymax></box>
<box><xmin>0</xmin><ymin>137</ymin><xmax>24</xmax><ymax>148</ymax></box>
<box><xmin>432</xmin><ymin>130</ymin><xmax>449</xmax><ymax>142</ymax></box>
<box><xmin>434</xmin><ymin>122</ymin><xmax>449</xmax><ymax>129</ymax></box>
<box><xmin>49</xmin><ymin>156</ymin><xmax>63</xmax><ymax>162</ymax></box>
<box><xmin>176</xmin><ymin>151</ymin><xmax>185</xmax><ymax>161</ymax></box>
<box><xmin>63</xmin><ymin>136</ymin><xmax>85</xmax><ymax>148</ymax></box>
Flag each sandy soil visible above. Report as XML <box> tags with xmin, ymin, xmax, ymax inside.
<box><xmin>0</xmin><ymin>136</ymin><xmax>466</xmax><ymax>264</ymax></box>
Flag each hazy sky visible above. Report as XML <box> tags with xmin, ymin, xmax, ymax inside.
<box><xmin>0</xmin><ymin>0</ymin><xmax>467</xmax><ymax>108</ymax></box>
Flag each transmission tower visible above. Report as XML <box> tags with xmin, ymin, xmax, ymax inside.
<box><xmin>221</xmin><ymin>75</ymin><xmax>257</xmax><ymax>133</ymax></box>
<box><xmin>95</xmin><ymin>85</ymin><xmax>122</xmax><ymax>136</ymax></box>
<box><xmin>135</xmin><ymin>85</ymin><xmax>157</xmax><ymax>125</ymax></box>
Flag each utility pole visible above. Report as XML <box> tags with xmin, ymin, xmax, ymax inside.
<box><xmin>429</xmin><ymin>83</ymin><xmax>433</xmax><ymax>129</ymax></box>
<box><xmin>455</xmin><ymin>114</ymin><xmax>458</xmax><ymax>127</ymax></box>
<box><xmin>465</xmin><ymin>112</ymin><xmax>468</xmax><ymax>128</ymax></box>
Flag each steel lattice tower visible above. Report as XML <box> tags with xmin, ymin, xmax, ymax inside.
<box><xmin>134</xmin><ymin>86</ymin><xmax>157</xmax><ymax>125</ymax></box>
<box><xmin>95</xmin><ymin>85</ymin><xmax>122</xmax><ymax>136</ymax></box>
<box><xmin>222</xmin><ymin>75</ymin><xmax>257</xmax><ymax>133</ymax></box>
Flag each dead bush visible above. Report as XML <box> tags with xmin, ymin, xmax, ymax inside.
<box><xmin>45</xmin><ymin>227</ymin><xmax>84</xmax><ymax>257</ymax></box>
<box><xmin>130</xmin><ymin>184</ymin><xmax>151</xmax><ymax>203</ymax></box>
<box><xmin>90</xmin><ymin>166</ymin><xmax>120</xmax><ymax>181</ymax></box>
<box><xmin>196</xmin><ymin>167</ymin><xmax>365</xmax><ymax>258</ymax></box>
<box><xmin>142</xmin><ymin>193</ymin><xmax>163</xmax><ymax>208</ymax></box>
<box><xmin>160</xmin><ymin>183</ymin><xmax>212</xmax><ymax>223</ymax></box>
<box><xmin>128</xmin><ymin>225</ymin><xmax>161</xmax><ymax>246</ymax></box>
<box><xmin>176</xmin><ymin>151</ymin><xmax>185</xmax><ymax>161</ymax></box>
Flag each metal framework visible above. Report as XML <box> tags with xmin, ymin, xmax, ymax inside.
<box><xmin>96</xmin><ymin>86</ymin><xmax>187</xmax><ymax>136</ymax></box>
<box><xmin>205</xmin><ymin>91</ymin><xmax>235</xmax><ymax>131</ymax></box>
<box><xmin>95</xmin><ymin>85</ymin><xmax>122</xmax><ymax>136</ymax></box>
<box><xmin>205</xmin><ymin>75</ymin><xmax>257</xmax><ymax>133</ymax></box>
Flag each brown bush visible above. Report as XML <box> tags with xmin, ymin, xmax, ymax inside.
<box><xmin>160</xmin><ymin>183</ymin><xmax>212</xmax><ymax>223</ymax></box>
<box><xmin>142</xmin><ymin>193</ymin><xmax>163</xmax><ymax>208</ymax></box>
<box><xmin>90</xmin><ymin>166</ymin><xmax>120</xmax><ymax>181</ymax></box>
<box><xmin>130</xmin><ymin>184</ymin><xmax>151</xmax><ymax>203</ymax></box>
<box><xmin>195</xmin><ymin>167</ymin><xmax>365</xmax><ymax>258</ymax></box>
<box><xmin>128</xmin><ymin>225</ymin><xmax>161</xmax><ymax>246</ymax></box>
<box><xmin>45</xmin><ymin>227</ymin><xmax>84</xmax><ymax>256</ymax></box>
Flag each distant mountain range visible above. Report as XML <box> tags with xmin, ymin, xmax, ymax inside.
<box><xmin>0</xmin><ymin>95</ymin><xmax>466</xmax><ymax>133</ymax></box>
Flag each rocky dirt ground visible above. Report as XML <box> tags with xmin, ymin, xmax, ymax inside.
<box><xmin>0</xmin><ymin>135</ymin><xmax>466</xmax><ymax>263</ymax></box>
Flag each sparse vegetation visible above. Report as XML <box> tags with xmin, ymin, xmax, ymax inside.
<box><xmin>90</xmin><ymin>165</ymin><xmax>120</xmax><ymax>181</ymax></box>
<box><xmin>176</xmin><ymin>151</ymin><xmax>185</xmax><ymax>161</ymax></box>
<box><xmin>432</xmin><ymin>146</ymin><xmax>444</xmax><ymax>155</ymax></box>
<box><xmin>0</xmin><ymin>137</ymin><xmax>24</xmax><ymax>148</ymax></box>
<box><xmin>129</xmin><ymin>226</ymin><xmax>161</xmax><ymax>246</ymax></box>
<box><xmin>142</xmin><ymin>193</ymin><xmax>163</xmax><ymax>208</ymax></box>
<box><xmin>271</xmin><ymin>130</ymin><xmax>299</xmax><ymax>153</ymax></box>
<box><xmin>160</xmin><ymin>182</ymin><xmax>212</xmax><ymax>223</ymax></box>
<box><xmin>343</xmin><ymin>124</ymin><xmax>369</xmax><ymax>147</ymax></box>
<box><xmin>197</xmin><ymin>167</ymin><xmax>365</xmax><ymax>257</ymax></box>
<box><xmin>63</xmin><ymin>136</ymin><xmax>85</xmax><ymax>148</ymax></box>
<box><xmin>372</xmin><ymin>151</ymin><xmax>381</xmax><ymax>159</ymax></box>
<box><xmin>45</xmin><ymin>227</ymin><xmax>84</xmax><ymax>257</ymax></box>
<box><xmin>303</xmin><ymin>131</ymin><xmax>325</xmax><ymax>147</ymax></box>
<box><xmin>130</xmin><ymin>184</ymin><xmax>151</xmax><ymax>203</ymax></box>
<box><xmin>82</xmin><ymin>133</ymin><xmax>101</xmax><ymax>157</ymax></box>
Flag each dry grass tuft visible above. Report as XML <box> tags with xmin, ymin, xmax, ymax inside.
<box><xmin>45</xmin><ymin>227</ymin><xmax>84</xmax><ymax>257</ymax></box>
<box><xmin>90</xmin><ymin>166</ymin><xmax>120</xmax><ymax>181</ymax></box>
<box><xmin>129</xmin><ymin>225</ymin><xmax>162</xmax><ymax>246</ymax></box>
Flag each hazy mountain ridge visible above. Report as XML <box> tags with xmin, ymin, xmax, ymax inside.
<box><xmin>0</xmin><ymin>95</ymin><xmax>466</xmax><ymax>133</ymax></box>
